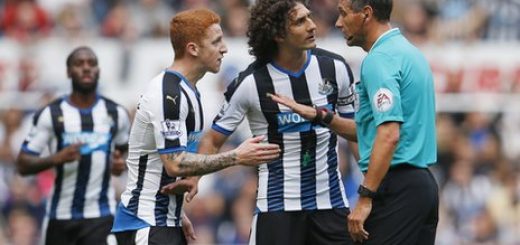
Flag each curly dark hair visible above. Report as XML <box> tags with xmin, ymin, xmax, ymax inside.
<box><xmin>247</xmin><ymin>0</ymin><xmax>307</xmax><ymax>62</ymax></box>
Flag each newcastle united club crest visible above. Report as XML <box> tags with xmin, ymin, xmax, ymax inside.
<box><xmin>318</xmin><ymin>78</ymin><xmax>335</xmax><ymax>95</ymax></box>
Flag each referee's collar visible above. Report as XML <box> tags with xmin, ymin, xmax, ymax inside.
<box><xmin>369</xmin><ymin>28</ymin><xmax>400</xmax><ymax>53</ymax></box>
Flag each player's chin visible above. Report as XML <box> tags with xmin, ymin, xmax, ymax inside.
<box><xmin>304</xmin><ymin>42</ymin><xmax>317</xmax><ymax>50</ymax></box>
<box><xmin>208</xmin><ymin>66</ymin><xmax>221</xmax><ymax>74</ymax></box>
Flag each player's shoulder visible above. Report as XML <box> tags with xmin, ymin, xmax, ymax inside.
<box><xmin>223</xmin><ymin>60</ymin><xmax>266</xmax><ymax>101</ymax></box>
<box><xmin>30</xmin><ymin>96</ymin><xmax>65</xmax><ymax>125</ymax></box>
<box><xmin>311</xmin><ymin>47</ymin><xmax>347</xmax><ymax>63</ymax></box>
<box><xmin>143</xmin><ymin>71</ymin><xmax>179</xmax><ymax>96</ymax></box>
<box><xmin>98</xmin><ymin>95</ymin><xmax>128</xmax><ymax>112</ymax></box>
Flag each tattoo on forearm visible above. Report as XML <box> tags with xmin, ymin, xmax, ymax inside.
<box><xmin>166</xmin><ymin>151</ymin><xmax>238</xmax><ymax>176</ymax></box>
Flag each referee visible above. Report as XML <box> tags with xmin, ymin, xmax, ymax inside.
<box><xmin>269</xmin><ymin>0</ymin><xmax>439</xmax><ymax>244</ymax></box>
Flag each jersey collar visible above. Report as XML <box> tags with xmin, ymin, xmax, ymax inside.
<box><xmin>369</xmin><ymin>28</ymin><xmax>400</xmax><ymax>53</ymax></box>
<box><xmin>270</xmin><ymin>50</ymin><xmax>312</xmax><ymax>78</ymax></box>
<box><xmin>164</xmin><ymin>69</ymin><xmax>200</xmax><ymax>98</ymax></box>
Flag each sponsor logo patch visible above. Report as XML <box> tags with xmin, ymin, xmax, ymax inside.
<box><xmin>161</xmin><ymin>119</ymin><xmax>182</xmax><ymax>140</ymax></box>
<box><xmin>373</xmin><ymin>88</ymin><xmax>393</xmax><ymax>112</ymax></box>
<box><xmin>62</xmin><ymin>132</ymin><xmax>111</xmax><ymax>154</ymax></box>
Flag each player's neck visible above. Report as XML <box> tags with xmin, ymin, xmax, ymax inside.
<box><xmin>363</xmin><ymin>22</ymin><xmax>392</xmax><ymax>52</ymax></box>
<box><xmin>69</xmin><ymin>92</ymin><xmax>97</xmax><ymax>109</ymax></box>
<box><xmin>168</xmin><ymin>61</ymin><xmax>203</xmax><ymax>88</ymax></box>
<box><xmin>273</xmin><ymin>47</ymin><xmax>308</xmax><ymax>73</ymax></box>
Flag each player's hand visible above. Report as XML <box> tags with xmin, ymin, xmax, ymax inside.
<box><xmin>182</xmin><ymin>213</ymin><xmax>197</xmax><ymax>242</ymax></box>
<box><xmin>348</xmin><ymin>197</ymin><xmax>372</xmax><ymax>242</ymax></box>
<box><xmin>111</xmin><ymin>149</ymin><xmax>126</xmax><ymax>176</ymax></box>
<box><xmin>267</xmin><ymin>93</ymin><xmax>316</xmax><ymax>121</ymax></box>
<box><xmin>234</xmin><ymin>135</ymin><xmax>280</xmax><ymax>166</ymax></box>
<box><xmin>160</xmin><ymin>177</ymin><xmax>199</xmax><ymax>203</ymax></box>
<box><xmin>52</xmin><ymin>144</ymin><xmax>81</xmax><ymax>165</ymax></box>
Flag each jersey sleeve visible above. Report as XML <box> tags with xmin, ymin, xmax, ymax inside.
<box><xmin>142</xmin><ymin>84</ymin><xmax>186</xmax><ymax>154</ymax></box>
<box><xmin>335</xmin><ymin>60</ymin><xmax>356</xmax><ymax>118</ymax></box>
<box><xmin>361</xmin><ymin>52</ymin><xmax>404</xmax><ymax>126</ymax></box>
<box><xmin>211</xmin><ymin>77</ymin><xmax>252</xmax><ymax>136</ymax></box>
<box><xmin>20</xmin><ymin>107</ymin><xmax>53</xmax><ymax>155</ymax></box>
<box><xmin>113</xmin><ymin>106</ymin><xmax>131</xmax><ymax>147</ymax></box>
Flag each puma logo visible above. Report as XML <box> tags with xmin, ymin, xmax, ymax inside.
<box><xmin>166</xmin><ymin>95</ymin><xmax>178</xmax><ymax>105</ymax></box>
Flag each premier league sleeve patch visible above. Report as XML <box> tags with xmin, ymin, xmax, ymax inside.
<box><xmin>161</xmin><ymin>119</ymin><xmax>182</xmax><ymax>140</ymax></box>
<box><xmin>373</xmin><ymin>88</ymin><xmax>394</xmax><ymax>112</ymax></box>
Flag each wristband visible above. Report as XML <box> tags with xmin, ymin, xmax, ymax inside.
<box><xmin>357</xmin><ymin>185</ymin><xmax>377</xmax><ymax>199</ymax></box>
<box><xmin>322</xmin><ymin>110</ymin><xmax>334</xmax><ymax>125</ymax></box>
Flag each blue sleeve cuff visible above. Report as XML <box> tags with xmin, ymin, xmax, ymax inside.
<box><xmin>158</xmin><ymin>146</ymin><xmax>186</xmax><ymax>154</ymax></box>
<box><xmin>211</xmin><ymin>124</ymin><xmax>233</xmax><ymax>136</ymax></box>
<box><xmin>21</xmin><ymin>144</ymin><xmax>40</xmax><ymax>156</ymax></box>
<box><xmin>339</xmin><ymin>112</ymin><xmax>355</xmax><ymax>119</ymax></box>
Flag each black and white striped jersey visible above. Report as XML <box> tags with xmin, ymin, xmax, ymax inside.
<box><xmin>212</xmin><ymin>48</ymin><xmax>355</xmax><ymax>212</ymax></box>
<box><xmin>21</xmin><ymin>95</ymin><xmax>130</xmax><ymax>220</ymax></box>
<box><xmin>114</xmin><ymin>70</ymin><xmax>203</xmax><ymax>231</ymax></box>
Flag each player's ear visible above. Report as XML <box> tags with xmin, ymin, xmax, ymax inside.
<box><xmin>186</xmin><ymin>42</ymin><xmax>199</xmax><ymax>57</ymax></box>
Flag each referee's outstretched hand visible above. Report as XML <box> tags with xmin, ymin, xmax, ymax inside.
<box><xmin>234</xmin><ymin>135</ymin><xmax>280</xmax><ymax>166</ymax></box>
<box><xmin>267</xmin><ymin>93</ymin><xmax>316</xmax><ymax>121</ymax></box>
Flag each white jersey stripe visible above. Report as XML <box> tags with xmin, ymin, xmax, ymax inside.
<box><xmin>135</xmin><ymin>227</ymin><xmax>150</xmax><ymax>245</ymax></box>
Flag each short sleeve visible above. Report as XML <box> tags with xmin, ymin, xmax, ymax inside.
<box><xmin>211</xmin><ymin>77</ymin><xmax>251</xmax><ymax>135</ymax></box>
<box><xmin>361</xmin><ymin>53</ymin><xmax>404</xmax><ymax>126</ymax></box>
<box><xmin>113</xmin><ymin>106</ymin><xmax>131</xmax><ymax>146</ymax></box>
<box><xmin>335</xmin><ymin>60</ymin><xmax>356</xmax><ymax>118</ymax></box>
<box><xmin>21</xmin><ymin>107</ymin><xmax>53</xmax><ymax>155</ymax></box>
<box><xmin>141</xmin><ymin>85</ymin><xmax>185</xmax><ymax>154</ymax></box>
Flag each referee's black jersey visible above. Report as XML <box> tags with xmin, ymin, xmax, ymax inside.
<box><xmin>212</xmin><ymin>48</ymin><xmax>356</xmax><ymax>212</ymax></box>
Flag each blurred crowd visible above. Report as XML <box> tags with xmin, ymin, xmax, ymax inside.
<box><xmin>1</xmin><ymin>0</ymin><xmax>520</xmax><ymax>244</ymax></box>
<box><xmin>0</xmin><ymin>0</ymin><xmax>519</xmax><ymax>45</ymax></box>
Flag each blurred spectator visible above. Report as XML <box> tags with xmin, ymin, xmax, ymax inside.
<box><xmin>222</xmin><ymin>5</ymin><xmax>249</xmax><ymax>37</ymax></box>
<box><xmin>462</xmin><ymin>112</ymin><xmax>501</xmax><ymax>174</ymax></box>
<box><xmin>470</xmin><ymin>209</ymin><xmax>499</xmax><ymax>244</ymax></box>
<box><xmin>442</xmin><ymin>159</ymin><xmax>494</xmax><ymax>242</ymax></box>
<box><xmin>478</xmin><ymin>0</ymin><xmax>520</xmax><ymax>41</ymax></box>
<box><xmin>435</xmin><ymin>114</ymin><xmax>458</xmax><ymax>184</ymax></box>
<box><xmin>129</xmin><ymin>0</ymin><xmax>173</xmax><ymax>38</ymax></box>
<box><xmin>399</xmin><ymin>1</ymin><xmax>436</xmax><ymax>45</ymax></box>
<box><xmin>308</xmin><ymin>0</ymin><xmax>338</xmax><ymax>37</ymax></box>
<box><xmin>486</xmin><ymin>168</ymin><xmax>520</xmax><ymax>244</ymax></box>
<box><xmin>430</xmin><ymin>0</ymin><xmax>487</xmax><ymax>42</ymax></box>
<box><xmin>5</xmin><ymin>207</ymin><xmax>38</xmax><ymax>245</ymax></box>
<box><xmin>101</xmin><ymin>3</ymin><xmax>137</xmax><ymax>41</ymax></box>
<box><xmin>91</xmin><ymin>0</ymin><xmax>117</xmax><ymax>24</ymax></box>
<box><xmin>17</xmin><ymin>55</ymin><xmax>39</xmax><ymax>91</ymax></box>
<box><xmin>0</xmin><ymin>0</ymin><xmax>52</xmax><ymax>43</ymax></box>
<box><xmin>53</xmin><ymin>3</ymin><xmax>92</xmax><ymax>40</ymax></box>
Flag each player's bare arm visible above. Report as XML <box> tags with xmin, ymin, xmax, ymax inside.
<box><xmin>16</xmin><ymin>143</ymin><xmax>81</xmax><ymax>176</ymax></box>
<box><xmin>160</xmin><ymin>135</ymin><xmax>280</xmax><ymax>177</ymax></box>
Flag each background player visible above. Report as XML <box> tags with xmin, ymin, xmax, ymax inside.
<box><xmin>16</xmin><ymin>46</ymin><xmax>131</xmax><ymax>245</ymax></box>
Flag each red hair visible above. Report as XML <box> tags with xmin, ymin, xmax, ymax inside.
<box><xmin>170</xmin><ymin>8</ymin><xmax>221</xmax><ymax>59</ymax></box>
